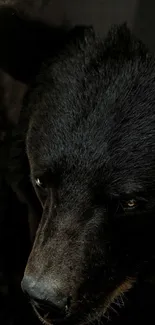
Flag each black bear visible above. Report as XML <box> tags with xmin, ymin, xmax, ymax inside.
<box><xmin>7</xmin><ymin>24</ymin><xmax>155</xmax><ymax>324</ymax></box>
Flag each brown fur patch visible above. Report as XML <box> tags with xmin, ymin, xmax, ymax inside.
<box><xmin>103</xmin><ymin>277</ymin><xmax>136</xmax><ymax>314</ymax></box>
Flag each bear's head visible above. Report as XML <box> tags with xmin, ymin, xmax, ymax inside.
<box><xmin>22</xmin><ymin>24</ymin><xmax>155</xmax><ymax>324</ymax></box>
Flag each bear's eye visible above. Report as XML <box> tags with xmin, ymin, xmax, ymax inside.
<box><xmin>123</xmin><ymin>199</ymin><xmax>137</xmax><ymax>210</ymax></box>
<box><xmin>35</xmin><ymin>178</ymin><xmax>42</xmax><ymax>187</ymax></box>
<box><xmin>35</xmin><ymin>177</ymin><xmax>46</xmax><ymax>190</ymax></box>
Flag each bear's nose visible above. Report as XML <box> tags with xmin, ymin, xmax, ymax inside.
<box><xmin>21</xmin><ymin>275</ymin><xmax>71</xmax><ymax>318</ymax></box>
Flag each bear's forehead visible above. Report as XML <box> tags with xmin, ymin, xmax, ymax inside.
<box><xmin>27</xmin><ymin>109</ymin><xmax>155</xmax><ymax>187</ymax></box>
<box><xmin>27</xmin><ymin>71</ymin><xmax>155</xmax><ymax>169</ymax></box>
<box><xmin>27</xmin><ymin>39</ymin><xmax>155</xmax><ymax>186</ymax></box>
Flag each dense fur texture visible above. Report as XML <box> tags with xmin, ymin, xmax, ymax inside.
<box><xmin>7</xmin><ymin>24</ymin><xmax>155</xmax><ymax>324</ymax></box>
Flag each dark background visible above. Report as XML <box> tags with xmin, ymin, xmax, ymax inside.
<box><xmin>1</xmin><ymin>0</ymin><xmax>154</xmax><ymax>51</ymax></box>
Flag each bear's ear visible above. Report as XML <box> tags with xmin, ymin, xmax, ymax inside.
<box><xmin>106</xmin><ymin>22</ymin><xmax>131</xmax><ymax>41</ymax></box>
<box><xmin>64</xmin><ymin>25</ymin><xmax>96</xmax><ymax>49</ymax></box>
<box><xmin>102</xmin><ymin>22</ymin><xmax>149</xmax><ymax>60</ymax></box>
<box><xmin>67</xmin><ymin>25</ymin><xmax>95</xmax><ymax>38</ymax></box>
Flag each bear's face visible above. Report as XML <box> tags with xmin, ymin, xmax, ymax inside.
<box><xmin>22</xmin><ymin>25</ymin><xmax>155</xmax><ymax>324</ymax></box>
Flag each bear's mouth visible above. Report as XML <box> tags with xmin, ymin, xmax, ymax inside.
<box><xmin>31</xmin><ymin>277</ymin><xmax>136</xmax><ymax>325</ymax></box>
<box><xmin>32</xmin><ymin>303</ymin><xmax>54</xmax><ymax>325</ymax></box>
<box><xmin>31</xmin><ymin>299</ymin><xmax>68</xmax><ymax>325</ymax></box>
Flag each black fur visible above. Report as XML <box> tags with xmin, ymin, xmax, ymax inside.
<box><xmin>9</xmin><ymin>24</ymin><xmax>155</xmax><ymax>324</ymax></box>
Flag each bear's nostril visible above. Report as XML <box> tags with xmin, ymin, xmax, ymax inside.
<box><xmin>21</xmin><ymin>275</ymin><xmax>75</xmax><ymax>321</ymax></box>
<box><xmin>21</xmin><ymin>275</ymin><xmax>72</xmax><ymax>319</ymax></box>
